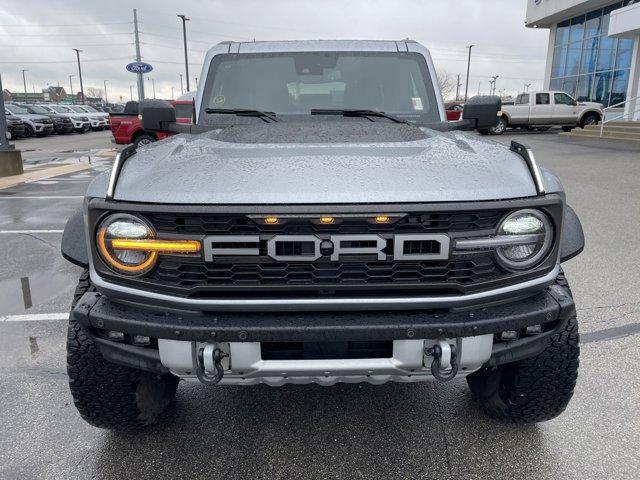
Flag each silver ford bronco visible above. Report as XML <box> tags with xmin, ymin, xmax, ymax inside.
<box><xmin>62</xmin><ymin>40</ymin><xmax>584</xmax><ymax>430</ymax></box>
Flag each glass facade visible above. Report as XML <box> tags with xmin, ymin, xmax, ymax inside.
<box><xmin>549</xmin><ymin>1</ymin><xmax>635</xmax><ymax>106</ymax></box>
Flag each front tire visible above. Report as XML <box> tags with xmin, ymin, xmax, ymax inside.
<box><xmin>24</xmin><ymin>124</ymin><xmax>34</xmax><ymax>138</ymax></box>
<box><xmin>580</xmin><ymin>113</ymin><xmax>599</xmax><ymax>128</ymax></box>
<box><xmin>134</xmin><ymin>133</ymin><xmax>156</xmax><ymax>149</ymax></box>
<box><xmin>67</xmin><ymin>271</ymin><xmax>179</xmax><ymax>430</ymax></box>
<box><xmin>467</xmin><ymin>273</ymin><xmax>579</xmax><ymax>423</ymax></box>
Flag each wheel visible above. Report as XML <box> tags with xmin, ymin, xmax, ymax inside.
<box><xmin>24</xmin><ymin>124</ymin><xmax>34</xmax><ymax>137</ymax></box>
<box><xmin>580</xmin><ymin>113</ymin><xmax>599</xmax><ymax>128</ymax></box>
<box><xmin>489</xmin><ymin>116</ymin><xmax>507</xmax><ymax>135</ymax></box>
<box><xmin>562</xmin><ymin>126</ymin><xmax>574</xmax><ymax>133</ymax></box>
<box><xmin>466</xmin><ymin>271</ymin><xmax>579</xmax><ymax>423</ymax></box>
<box><xmin>67</xmin><ymin>270</ymin><xmax>179</xmax><ymax>431</ymax></box>
<box><xmin>134</xmin><ymin>134</ymin><xmax>156</xmax><ymax>149</ymax></box>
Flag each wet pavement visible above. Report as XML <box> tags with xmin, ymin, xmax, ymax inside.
<box><xmin>1</xmin><ymin>131</ymin><xmax>639</xmax><ymax>479</ymax></box>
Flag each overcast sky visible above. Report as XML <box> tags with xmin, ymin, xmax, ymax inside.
<box><xmin>0</xmin><ymin>0</ymin><xmax>549</xmax><ymax>102</ymax></box>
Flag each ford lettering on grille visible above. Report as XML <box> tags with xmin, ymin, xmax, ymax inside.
<box><xmin>203</xmin><ymin>234</ymin><xmax>450</xmax><ymax>262</ymax></box>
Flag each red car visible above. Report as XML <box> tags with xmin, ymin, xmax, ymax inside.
<box><xmin>110</xmin><ymin>100</ymin><xmax>193</xmax><ymax>148</ymax></box>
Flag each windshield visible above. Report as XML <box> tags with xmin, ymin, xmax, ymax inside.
<box><xmin>69</xmin><ymin>106</ymin><xmax>86</xmax><ymax>113</ymax></box>
<box><xmin>52</xmin><ymin>105</ymin><xmax>72</xmax><ymax>113</ymax></box>
<box><xmin>27</xmin><ymin>105</ymin><xmax>49</xmax><ymax>115</ymax></box>
<box><xmin>200</xmin><ymin>51</ymin><xmax>439</xmax><ymax>123</ymax></box>
<box><xmin>82</xmin><ymin>106</ymin><xmax>98</xmax><ymax>112</ymax></box>
<box><xmin>5</xmin><ymin>104</ymin><xmax>28</xmax><ymax>114</ymax></box>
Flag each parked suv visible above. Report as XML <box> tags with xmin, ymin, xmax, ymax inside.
<box><xmin>69</xmin><ymin>105</ymin><xmax>109</xmax><ymax>130</ymax></box>
<box><xmin>62</xmin><ymin>40</ymin><xmax>584</xmax><ymax>430</ymax></box>
<box><xmin>5</xmin><ymin>103</ymin><xmax>54</xmax><ymax>137</ymax></box>
<box><xmin>22</xmin><ymin>104</ymin><xmax>74</xmax><ymax>134</ymax></box>
<box><xmin>38</xmin><ymin>104</ymin><xmax>90</xmax><ymax>133</ymax></box>
<box><xmin>5</xmin><ymin>115</ymin><xmax>25</xmax><ymax>139</ymax></box>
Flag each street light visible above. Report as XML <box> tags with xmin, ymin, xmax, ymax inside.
<box><xmin>129</xmin><ymin>85</ymin><xmax>133</xmax><ymax>101</ymax></box>
<box><xmin>464</xmin><ymin>45</ymin><xmax>474</xmax><ymax>102</ymax></box>
<box><xmin>103</xmin><ymin>80</ymin><xmax>109</xmax><ymax>105</ymax></box>
<box><xmin>72</xmin><ymin>48</ymin><xmax>85</xmax><ymax>104</ymax></box>
<box><xmin>179</xmin><ymin>73</ymin><xmax>184</xmax><ymax>94</ymax></box>
<box><xmin>177</xmin><ymin>14</ymin><xmax>190</xmax><ymax>92</ymax></box>
<box><xmin>21</xmin><ymin>69</ymin><xmax>28</xmax><ymax>103</ymax></box>
<box><xmin>69</xmin><ymin>74</ymin><xmax>75</xmax><ymax>98</ymax></box>
<box><xmin>147</xmin><ymin>76</ymin><xmax>156</xmax><ymax>99</ymax></box>
<box><xmin>491</xmin><ymin>75</ymin><xmax>499</xmax><ymax>96</ymax></box>
<box><xmin>171</xmin><ymin>86</ymin><xmax>174</xmax><ymax>100</ymax></box>
<box><xmin>524</xmin><ymin>83</ymin><xmax>532</xmax><ymax>93</ymax></box>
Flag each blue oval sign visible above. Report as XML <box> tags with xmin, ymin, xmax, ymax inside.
<box><xmin>126</xmin><ymin>62</ymin><xmax>153</xmax><ymax>74</ymax></box>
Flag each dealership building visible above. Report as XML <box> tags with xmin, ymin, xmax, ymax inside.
<box><xmin>526</xmin><ymin>0</ymin><xmax>640</xmax><ymax>119</ymax></box>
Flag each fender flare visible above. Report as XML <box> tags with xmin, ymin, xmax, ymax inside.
<box><xmin>578</xmin><ymin>109</ymin><xmax>602</xmax><ymax>124</ymax></box>
<box><xmin>560</xmin><ymin>204</ymin><xmax>584</xmax><ymax>263</ymax></box>
<box><xmin>61</xmin><ymin>207</ymin><xmax>89</xmax><ymax>268</ymax></box>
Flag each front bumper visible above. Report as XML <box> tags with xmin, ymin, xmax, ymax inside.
<box><xmin>54</xmin><ymin>122</ymin><xmax>74</xmax><ymax>133</ymax></box>
<box><xmin>33</xmin><ymin>123</ymin><xmax>54</xmax><ymax>134</ymax></box>
<box><xmin>72</xmin><ymin>281</ymin><xmax>575</xmax><ymax>384</ymax></box>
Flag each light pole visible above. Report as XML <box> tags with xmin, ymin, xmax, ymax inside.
<box><xmin>69</xmin><ymin>74</ymin><xmax>75</xmax><ymax>98</ymax></box>
<box><xmin>147</xmin><ymin>76</ymin><xmax>156</xmax><ymax>99</ymax></box>
<box><xmin>177</xmin><ymin>14</ymin><xmax>190</xmax><ymax>92</ymax></box>
<box><xmin>524</xmin><ymin>83</ymin><xmax>531</xmax><ymax>93</ymax></box>
<box><xmin>21</xmin><ymin>69</ymin><xmax>28</xmax><ymax>103</ymax></box>
<box><xmin>171</xmin><ymin>86</ymin><xmax>174</xmax><ymax>100</ymax></box>
<box><xmin>129</xmin><ymin>85</ymin><xmax>133</xmax><ymax>101</ymax></box>
<box><xmin>491</xmin><ymin>75</ymin><xmax>499</xmax><ymax>96</ymax></box>
<box><xmin>179</xmin><ymin>74</ymin><xmax>184</xmax><ymax>94</ymax></box>
<box><xmin>103</xmin><ymin>80</ymin><xmax>109</xmax><ymax>105</ymax></box>
<box><xmin>464</xmin><ymin>45</ymin><xmax>474</xmax><ymax>102</ymax></box>
<box><xmin>72</xmin><ymin>48</ymin><xmax>85</xmax><ymax>104</ymax></box>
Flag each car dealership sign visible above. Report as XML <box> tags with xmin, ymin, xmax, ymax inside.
<box><xmin>126</xmin><ymin>62</ymin><xmax>153</xmax><ymax>74</ymax></box>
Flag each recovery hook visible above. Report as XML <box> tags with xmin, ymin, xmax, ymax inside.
<box><xmin>196</xmin><ymin>345</ymin><xmax>229</xmax><ymax>385</ymax></box>
<box><xmin>425</xmin><ymin>340</ymin><xmax>459</xmax><ymax>382</ymax></box>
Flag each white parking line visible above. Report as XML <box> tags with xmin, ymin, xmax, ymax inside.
<box><xmin>0</xmin><ymin>313</ymin><xmax>68</xmax><ymax>322</ymax></box>
<box><xmin>0</xmin><ymin>230</ymin><xmax>64</xmax><ymax>234</ymax></box>
<box><xmin>0</xmin><ymin>196</ymin><xmax>84</xmax><ymax>200</ymax></box>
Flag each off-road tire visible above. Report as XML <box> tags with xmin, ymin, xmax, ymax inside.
<box><xmin>67</xmin><ymin>270</ymin><xmax>179</xmax><ymax>431</ymax></box>
<box><xmin>489</xmin><ymin>116</ymin><xmax>507</xmax><ymax>135</ymax></box>
<box><xmin>467</xmin><ymin>272</ymin><xmax>579</xmax><ymax>423</ymax></box>
<box><xmin>133</xmin><ymin>134</ymin><xmax>156</xmax><ymax>149</ymax></box>
<box><xmin>24</xmin><ymin>124</ymin><xmax>34</xmax><ymax>137</ymax></box>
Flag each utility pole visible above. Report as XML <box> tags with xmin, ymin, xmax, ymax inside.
<box><xmin>455</xmin><ymin>74</ymin><xmax>462</xmax><ymax>101</ymax></box>
<box><xmin>133</xmin><ymin>9</ymin><xmax>145</xmax><ymax>100</ymax></box>
<box><xmin>21</xmin><ymin>69</ymin><xmax>28</xmax><ymax>103</ymax></box>
<box><xmin>178</xmin><ymin>14</ymin><xmax>190</xmax><ymax>92</ymax></box>
<box><xmin>179</xmin><ymin>74</ymin><xmax>184</xmax><ymax>94</ymax></box>
<box><xmin>72</xmin><ymin>48</ymin><xmax>84</xmax><ymax>104</ymax></box>
<box><xmin>129</xmin><ymin>85</ymin><xmax>133</xmax><ymax>101</ymax></box>
<box><xmin>103</xmin><ymin>80</ymin><xmax>109</xmax><ymax>105</ymax></box>
<box><xmin>69</xmin><ymin>74</ymin><xmax>74</xmax><ymax>98</ymax></box>
<box><xmin>524</xmin><ymin>82</ymin><xmax>531</xmax><ymax>93</ymax></box>
<box><xmin>491</xmin><ymin>75</ymin><xmax>499</xmax><ymax>96</ymax></box>
<box><xmin>464</xmin><ymin>44</ymin><xmax>474</xmax><ymax>101</ymax></box>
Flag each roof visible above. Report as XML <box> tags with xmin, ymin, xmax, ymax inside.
<box><xmin>210</xmin><ymin>39</ymin><xmax>420</xmax><ymax>55</ymax></box>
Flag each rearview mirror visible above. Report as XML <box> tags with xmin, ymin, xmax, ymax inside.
<box><xmin>140</xmin><ymin>99</ymin><xmax>176</xmax><ymax>132</ymax></box>
<box><xmin>462</xmin><ymin>96</ymin><xmax>501</xmax><ymax>129</ymax></box>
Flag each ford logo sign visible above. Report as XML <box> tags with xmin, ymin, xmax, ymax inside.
<box><xmin>126</xmin><ymin>62</ymin><xmax>153</xmax><ymax>74</ymax></box>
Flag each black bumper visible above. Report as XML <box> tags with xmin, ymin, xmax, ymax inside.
<box><xmin>54</xmin><ymin>123</ymin><xmax>74</xmax><ymax>134</ymax></box>
<box><xmin>73</xmin><ymin>282</ymin><xmax>575</xmax><ymax>344</ymax></box>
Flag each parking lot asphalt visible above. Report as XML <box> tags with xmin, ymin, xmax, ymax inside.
<box><xmin>1</xmin><ymin>130</ymin><xmax>639</xmax><ymax>479</ymax></box>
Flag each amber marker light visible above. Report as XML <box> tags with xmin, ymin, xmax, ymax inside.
<box><xmin>110</xmin><ymin>238</ymin><xmax>201</xmax><ymax>253</ymax></box>
<box><xmin>264</xmin><ymin>216</ymin><xmax>279</xmax><ymax>224</ymax></box>
<box><xmin>320</xmin><ymin>216</ymin><xmax>335</xmax><ymax>224</ymax></box>
<box><xmin>375</xmin><ymin>215</ymin><xmax>391</xmax><ymax>224</ymax></box>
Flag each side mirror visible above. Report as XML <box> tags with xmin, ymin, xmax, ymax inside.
<box><xmin>140</xmin><ymin>99</ymin><xmax>176</xmax><ymax>132</ymax></box>
<box><xmin>572</xmin><ymin>100</ymin><xmax>578</xmax><ymax>106</ymax></box>
<box><xmin>462</xmin><ymin>95</ymin><xmax>501</xmax><ymax>129</ymax></box>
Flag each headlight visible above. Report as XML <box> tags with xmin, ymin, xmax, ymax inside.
<box><xmin>495</xmin><ymin>209</ymin><xmax>552</xmax><ymax>270</ymax></box>
<box><xmin>97</xmin><ymin>214</ymin><xmax>200</xmax><ymax>276</ymax></box>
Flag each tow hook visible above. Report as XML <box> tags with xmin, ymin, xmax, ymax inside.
<box><xmin>195</xmin><ymin>345</ymin><xmax>229</xmax><ymax>385</ymax></box>
<box><xmin>425</xmin><ymin>340</ymin><xmax>459</xmax><ymax>382</ymax></box>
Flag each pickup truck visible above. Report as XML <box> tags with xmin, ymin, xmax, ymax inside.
<box><xmin>110</xmin><ymin>100</ymin><xmax>193</xmax><ymax>148</ymax></box>
<box><xmin>62</xmin><ymin>40</ymin><xmax>584</xmax><ymax>430</ymax></box>
<box><xmin>486</xmin><ymin>90</ymin><xmax>603</xmax><ymax>135</ymax></box>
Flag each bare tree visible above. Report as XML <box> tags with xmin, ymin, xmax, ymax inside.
<box><xmin>85</xmin><ymin>87</ymin><xmax>104</xmax><ymax>99</ymax></box>
<box><xmin>436</xmin><ymin>71</ymin><xmax>456</xmax><ymax>101</ymax></box>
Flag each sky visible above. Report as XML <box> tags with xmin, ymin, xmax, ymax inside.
<box><xmin>0</xmin><ymin>0</ymin><xmax>549</xmax><ymax>102</ymax></box>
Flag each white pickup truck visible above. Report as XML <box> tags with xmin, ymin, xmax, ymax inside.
<box><xmin>485</xmin><ymin>91</ymin><xmax>603</xmax><ymax>135</ymax></box>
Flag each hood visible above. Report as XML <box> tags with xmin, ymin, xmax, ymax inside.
<box><xmin>578</xmin><ymin>101</ymin><xmax>603</xmax><ymax>109</ymax></box>
<box><xmin>14</xmin><ymin>113</ymin><xmax>50</xmax><ymax>122</ymax></box>
<box><xmin>105</xmin><ymin>122</ymin><xmax>538</xmax><ymax>205</ymax></box>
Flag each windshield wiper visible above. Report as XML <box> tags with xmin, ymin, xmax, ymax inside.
<box><xmin>310</xmin><ymin>109</ymin><xmax>408</xmax><ymax>124</ymax></box>
<box><xmin>205</xmin><ymin>108</ymin><xmax>278</xmax><ymax>123</ymax></box>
